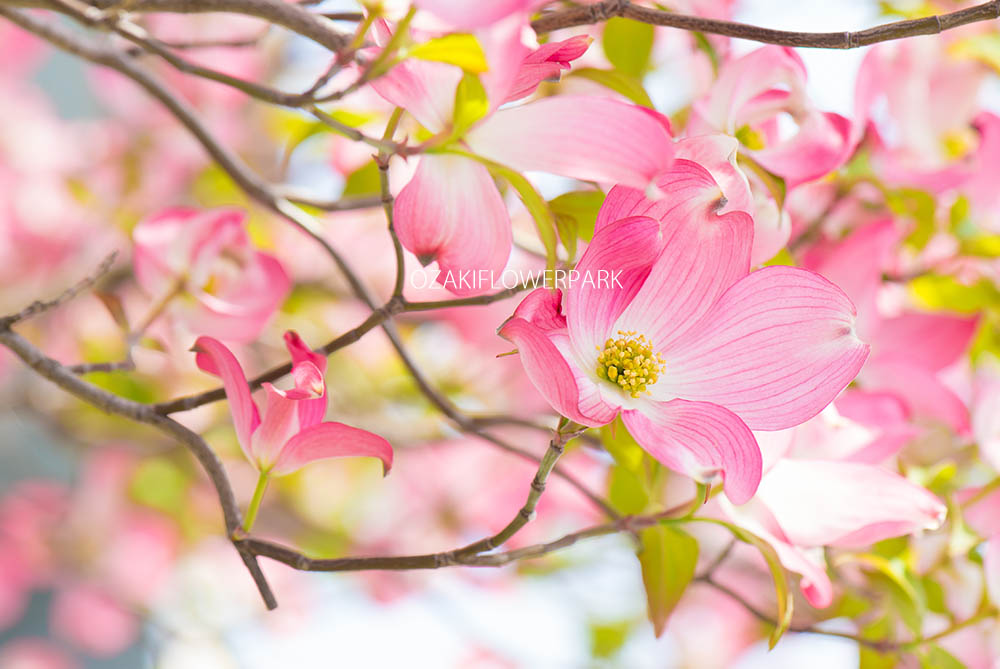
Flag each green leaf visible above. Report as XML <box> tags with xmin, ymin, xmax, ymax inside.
<box><xmin>553</xmin><ymin>212</ymin><xmax>578</xmax><ymax>263</ymax></box>
<box><xmin>549</xmin><ymin>190</ymin><xmax>606</xmax><ymax>243</ymax></box>
<box><xmin>568</xmin><ymin>67</ymin><xmax>654</xmax><ymax>108</ymax></box>
<box><xmin>637</xmin><ymin>525</ymin><xmax>698</xmax><ymax>637</ymax></box>
<box><xmin>887</xmin><ymin>187</ymin><xmax>936</xmax><ymax>249</ymax></box>
<box><xmin>737</xmin><ymin>154</ymin><xmax>787</xmax><ymax>211</ymax></box>
<box><xmin>409</xmin><ymin>33</ymin><xmax>488</xmax><ymax>73</ymax></box>
<box><xmin>589</xmin><ymin>620</ymin><xmax>632</xmax><ymax>659</ymax></box>
<box><xmin>600</xmin><ymin>416</ymin><xmax>646</xmax><ymax>473</ymax></box>
<box><xmin>910</xmin><ymin>274</ymin><xmax>1000</xmax><ymax>314</ymax></box>
<box><xmin>130</xmin><ymin>457</ymin><xmax>188</xmax><ymax>513</ymax></box>
<box><xmin>859</xmin><ymin>616</ymin><xmax>899</xmax><ymax>669</ymax></box>
<box><xmin>451</xmin><ymin>73</ymin><xmax>489</xmax><ymax>138</ymax></box>
<box><xmin>920</xmin><ymin>645</ymin><xmax>965</xmax><ymax>669</ymax></box>
<box><xmin>950</xmin><ymin>33</ymin><xmax>1000</xmax><ymax>74</ymax></box>
<box><xmin>608</xmin><ymin>464</ymin><xmax>649</xmax><ymax>515</ymax></box>
<box><xmin>603</xmin><ymin>17</ymin><xmax>654</xmax><ymax>77</ymax></box>
<box><xmin>837</xmin><ymin>553</ymin><xmax>925</xmax><ymax>634</ymax></box>
<box><xmin>762</xmin><ymin>248</ymin><xmax>796</xmax><ymax>267</ymax></box>
<box><xmin>342</xmin><ymin>161</ymin><xmax>380</xmax><ymax>197</ymax></box>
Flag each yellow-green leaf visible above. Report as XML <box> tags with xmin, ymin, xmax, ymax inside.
<box><xmin>410</xmin><ymin>33</ymin><xmax>488</xmax><ymax>73</ymax></box>
<box><xmin>637</xmin><ymin>525</ymin><xmax>698</xmax><ymax>637</ymax></box>
<box><xmin>603</xmin><ymin>17</ymin><xmax>654</xmax><ymax>77</ymax></box>
<box><xmin>569</xmin><ymin>67</ymin><xmax>654</xmax><ymax>108</ymax></box>
<box><xmin>451</xmin><ymin>73</ymin><xmax>489</xmax><ymax>139</ymax></box>
<box><xmin>550</xmin><ymin>190</ymin><xmax>606</xmax><ymax>242</ymax></box>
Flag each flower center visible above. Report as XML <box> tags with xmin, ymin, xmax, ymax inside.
<box><xmin>596</xmin><ymin>331</ymin><xmax>664</xmax><ymax>398</ymax></box>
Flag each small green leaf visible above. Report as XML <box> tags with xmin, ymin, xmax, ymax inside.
<box><xmin>409</xmin><ymin>33</ymin><xmax>488</xmax><ymax>73</ymax></box>
<box><xmin>608</xmin><ymin>465</ymin><xmax>649</xmax><ymax>515</ymax></box>
<box><xmin>887</xmin><ymin>187</ymin><xmax>936</xmax><ymax>249</ymax></box>
<box><xmin>603</xmin><ymin>17</ymin><xmax>654</xmax><ymax>77</ymax></box>
<box><xmin>451</xmin><ymin>73</ymin><xmax>490</xmax><ymax>138</ymax></box>
<box><xmin>920</xmin><ymin>645</ymin><xmax>965</xmax><ymax>669</ymax></box>
<box><xmin>549</xmin><ymin>190</ymin><xmax>606</xmax><ymax>243</ymax></box>
<box><xmin>737</xmin><ymin>154</ymin><xmax>786</xmax><ymax>211</ymax></box>
<box><xmin>950</xmin><ymin>33</ymin><xmax>1000</xmax><ymax>74</ymax></box>
<box><xmin>589</xmin><ymin>620</ymin><xmax>632</xmax><ymax>659</ymax></box>
<box><xmin>553</xmin><ymin>212</ymin><xmax>578</xmax><ymax>263</ymax></box>
<box><xmin>859</xmin><ymin>616</ymin><xmax>899</xmax><ymax>669</ymax></box>
<box><xmin>568</xmin><ymin>67</ymin><xmax>654</xmax><ymax>108</ymax></box>
<box><xmin>637</xmin><ymin>525</ymin><xmax>698</xmax><ymax>637</ymax></box>
<box><xmin>342</xmin><ymin>161</ymin><xmax>380</xmax><ymax>197</ymax></box>
<box><xmin>910</xmin><ymin>274</ymin><xmax>1000</xmax><ymax>314</ymax></box>
<box><xmin>130</xmin><ymin>457</ymin><xmax>188</xmax><ymax>513</ymax></box>
<box><xmin>600</xmin><ymin>416</ymin><xmax>646</xmax><ymax>473</ymax></box>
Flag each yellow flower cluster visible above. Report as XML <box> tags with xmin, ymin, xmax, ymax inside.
<box><xmin>596</xmin><ymin>331</ymin><xmax>665</xmax><ymax>398</ymax></box>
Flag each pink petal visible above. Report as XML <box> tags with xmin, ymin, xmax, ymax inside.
<box><xmin>724</xmin><ymin>498</ymin><xmax>834</xmax><ymax>608</ymax></box>
<box><xmin>654</xmin><ymin>266</ymin><xmax>870</xmax><ymax>430</ymax></box>
<box><xmin>593</xmin><ymin>143</ymin><xmax>747</xmax><ymax>235</ymax></box>
<box><xmin>271</xmin><ymin>421</ymin><xmax>394</xmax><ymax>477</ymax></box>
<box><xmin>564</xmin><ymin>215</ymin><xmax>663</xmax><ymax>362</ymax></box>
<box><xmin>193</xmin><ymin>336</ymin><xmax>260</xmax><ymax>456</ymax></box>
<box><xmin>623</xmin><ymin>400</ymin><xmax>762</xmax><ymax>504</ymax></box>
<box><xmin>370</xmin><ymin>57</ymin><xmax>461</xmax><ymax>133</ymax></box>
<box><xmin>805</xmin><ymin>218</ymin><xmax>902</xmax><ymax>342</ymax></box>
<box><xmin>692</xmin><ymin>46</ymin><xmax>807</xmax><ymax>134</ymax></box>
<box><xmin>284</xmin><ymin>331</ymin><xmax>329</xmax><ymax>429</ymax></box>
<box><xmin>413</xmin><ymin>0</ymin><xmax>537</xmax><ymax>29</ymax></box>
<box><xmin>752</xmin><ymin>111</ymin><xmax>853</xmax><ymax>187</ymax></box>
<box><xmin>394</xmin><ymin>154</ymin><xmax>511</xmax><ymax>296</ymax></box>
<box><xmin>757</xmin><ymin>459</ymin><xmax>946</xmax><ymax>548</ymax></box>
<box><xmin>466</xmin><ymin>96</ymin><xmax>674</xmax><ymax>189</ymax></box>
<box><xmin>613</xmin><ymin>162</ymin><xmax>754</xmax><ymax>353</ymax></box>
<box><xmin>870</xmin><ymin>312</ymin><xmax>977</xmax><ymax>372</ymax></box>
<box><xmin>188</xmin><ymin>251</ymin><xmax>291</xmax><ymax>342</ymax></box>
<box><xmin>673</xmin><ymin>135</ymin><xmax>753</xmax><ymax>215</ymax></box>
<box><xmin>504</xmin><ymin>35</ymin><xmax>592</xmax><ymax>103</ymax></box>
<box><xmin>499</xmin><ymin>314</ymin><xmax>617</xmax><ymax>427</ymax></box>
<box><xmin>252</xmin><ymin>381</ymin><xmax>303</xmax><ymax>471</ymax></box>
<box><xmin>284</xmin><ymin>330</ymin><xmax>327</xmax><ymax>374</ymax></box>
<box><xmin>510</xmin><ymin>286</ymin><xmax>567</xmax><ymax>333</ymax></box>
<box><xmin>861</xmin><ymin>359</ymin><xmax>970</xmax><ymax>433</ymax></box>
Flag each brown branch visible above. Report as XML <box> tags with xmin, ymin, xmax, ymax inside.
<box><xmin>8</xmin><ymin>0</ymin><xmax>352</xmax><ymax>52</ymax></box>
<box><xmin>531</xmin><ymin>0</ymin><xmax>1000</xmax><ymax>49</ymax></box>
<box><xmin>0</xmin><ymin>320</ymin><xmax>278</xmax><ymax>609</ymax></box>
<box><xmin>0</xmin><ymin>251</ymin><xmax>118</xmax><ymax>329</ymax></box>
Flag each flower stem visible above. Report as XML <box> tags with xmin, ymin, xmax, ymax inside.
<box><xmin>243</xmin><ymin>472</ymin><xmax>270</xmax><ymax>533</ymax></box>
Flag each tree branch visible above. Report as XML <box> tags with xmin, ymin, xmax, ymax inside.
<box><xmin>531</xmin><ymin>0</ymin><xmax>1000</xmax><ymax>49</ymax></box>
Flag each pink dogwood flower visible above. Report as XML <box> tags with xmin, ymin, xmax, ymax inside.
<box><xmin>499</xmin><ymin>161</ymin><xmax>869</xmax><ymax>503</ymax></box>
<box><xmin>688</xmin><ymin>46</ymin><xmax>852</xmax><ymax>189</ymax></box>
<box><xmin>373</xmin><ymin>26</ymin><xmax>675</xmax><ymax>294</ymax></box>
<box><xmin>132</xmin><ymin>207</ymin><xmax>290</xmax><ymax>342</ymax></box>
<box><xmin>193</xmin><ymin>332</ymin><xmax>393</xmax><ymax>476</ymax></box>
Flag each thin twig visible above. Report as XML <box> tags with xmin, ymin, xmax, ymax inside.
<box><xmin>531</xmin><ymin>0</ymin><xmax>1000</xmax><ymax>49</ymax></box>
<box><xmin>0</xmin><ymin>251</ymin><xmax>117</xmax><ymax>329</ymax></box>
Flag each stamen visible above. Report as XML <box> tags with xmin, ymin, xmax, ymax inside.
<box><xmin>595</xmin><ymin>331</ymin><xmax>665</xmax><ymax>398</ymax></box>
